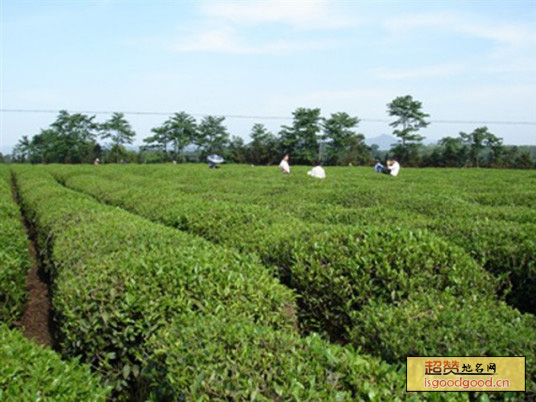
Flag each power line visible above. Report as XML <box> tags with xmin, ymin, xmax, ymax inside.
<box><xmin>1</xmin><ymin>108</ymin><xmax>535</xmax><ymax>126</ymax></box>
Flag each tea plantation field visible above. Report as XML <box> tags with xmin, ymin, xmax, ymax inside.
<box><xmin>1</xmin><ymin>164</ymin><xmax>535</xmax><ymax>400</ymax></box>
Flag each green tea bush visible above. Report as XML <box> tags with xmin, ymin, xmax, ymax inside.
<box><xmin>262</xmin><ymin>223</ymin><xmax>497</xmax><ymax>338</ymax></box>
<box><xmin>57</xmin><ymin>171</ymin><xmax>305</xmax><ymax>253</ymax></box>
<box><xmin>54</xmin><ymin>168</ymin><xmax>530</xmax><ymax>337</ymax></box>
<box><xmin>0</xmin><ymin>323</ymin><xmax>111</xmax><ymax>401</ymax></box>
<box><xmin>425</xmin><ymin>218</ymin><xmax>536</xmax><ymax>314</ymax></box>
<box><xmin>13</xmin><ymin>167</ymin><xmax>297</xmax><ymax>396</ymax></box>
<box><xmin>143</xmin><ymin>311</ymin><xmax>425</xmax><ymax>401</ymax></box>
<box><xmin>44</xmin><ymin>165</ymin><xmax>534</xmax><ymax>399</ymax></box>
<box><xmin>16</xmin><ymin>166</ymin><xmax>447</xmax><ymax>401</ymax></box>
<box><xmin>0</xmin><ymin>167</ymin><xmax>29</xmax><ymax>325</ymax></box>
<box><xmin>350</xmin><ymin>293</ymin><xmax>536</xmax><ymax>396</ymax></box>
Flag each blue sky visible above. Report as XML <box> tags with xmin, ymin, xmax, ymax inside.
<box><xmin>1</xmin><ymin>0</ymin><xmax>535</xmax><ymax>153</ymax></box>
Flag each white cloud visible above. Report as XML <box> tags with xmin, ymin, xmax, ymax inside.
<box><xmin>163</xmin><ymin>25</ymin><xmax>338</xmax><ymax>54</ymax></box>
<box><xmin>384</xmin><ymin>12</ymin><xmax>536</xmax><ymax>48</ymax></box>
<box><xmin>481</xmin><ymin>56</ymin><xmax>536</xmax><ymax>75</ymax></box>
<box><xmin>168</xmin><ymin>26</ymin><xmax>253</xmax><ymax>54</ymax></box>
<box><xmin>201</xmin><ymin>0</ymin><xmax>356</xmax><ymax>30</ymax></box>
<box><xmin>161</xmin><ymin>1</ymin><xmax>353</xmax><ymax>54</ymax></box>
<box><xmin>371</xmin><ymin>63</ymin><xmax>466</xmax><ymax>80</ymax></box>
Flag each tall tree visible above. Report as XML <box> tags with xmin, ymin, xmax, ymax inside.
<box><xmin>165</xmin><ymin>112</ymin><xmax>198</xmax><ymax>162</ymax></box>
<box><xmin>514</xmin><ymin>151</ymin><xmax>535</xmax><ymax>169</ymax></box>
<box><xmin>197</xmin><ymin>116</ymin><xmax>229</xmax><ymax>156</ymax></box>
<box><xmin>460</xmin><ymin>126</ymin><xmax>492</xmax><ymax>167</ymax></box>
<box><xmin>248</xmin><ymin>123</ymin><xmax>278</xmax><ymax>165</ymax></box>
<box><xmin>22</xmin><ymin>110</ymin><xmax>100</xmax><ymax>163</ymax></box>
<box><xmin>438</xmin><ymin>136</ymin><xmax>467</xmax><ymax>167</ymax></box>
<box><xmin>29</xmin><ymin>129</ymin><xmax>58</xmax><ymax>163</ymax></box>
<box><xmin>143</xmin><ymin>126</ymin><xmax>170</xmax><ymax>159</ymax></box>
<box><xmin>387</xmin><ymin>95</ymin><xmax>430</xmax><ymax>149</ymax></box>
<box><xmin>484</xmin><ymin>132</ymin><xmax>504</xmax><ymax>167</ymax></box>
<box><xmin>227</xmin><ymin>136</ymin><xmax>248</xmax><ymax>163</ymax></box>
<box><xmin>336</xmin><ymin>134</ymin><xmax>371</xmax><ymax>166</ymax></box>
<box><xmin>279</xmin><ymin>107</ymin><xmax>322</xmax><ymax>164</ymax></box>
<box><xmin>100</xmin><ymin>112</ymin><xmax>136</xmax><ymax>163</ymax></box>
<box><xmin>322</xmin><ymin>112</ymin><xmax>362</xmax><ymax>164</ymax></box>
<box><xmin>12</xmin><ymin>135</ymin><xmax>31</xmax><ymax>162</ymax></box>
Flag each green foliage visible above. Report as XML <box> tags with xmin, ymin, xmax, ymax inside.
<box><xmin>143</xmin><ymin>312</ymin><xmax>417</xmax><ymax>401</ymax></box>
<box><xmin>248</xmin><ymin>123</ymin><xmax>279</xmax><ymax>165</ymax></box>
<box><xmin>197</xmin><ymin>115</ymin><xmax>230</xmax><ymax>156</ymax></box>
<box><xmin>100</xmin><ymin>112</ymin><xmax>136</xmax><ymax>163</ymax></box>
<box><xmin>0</xmin><ymin>167</ymin><xmax>29</xmax><ymax>325</ymax></box>
<box><xmin>0</xmin><ymin>323</ymin><xmax>111</xmax><ymax>401</ymax></box>
<box><xmin>13</xmin><ymin>167</ymin><xmax>297</xmax><ymax>397</ymax></box>
<box><xmin>353</xmin><ymin>292</ymin><xmax>536</xmax><ymax>360</ymax></box>
<box><xmin>279</xmin><ymin>107</ymin><xmax>323</xmax><ymax>164</ymax></box>
<box><xmin>12</xmin><ymin>111</ymin><xmax>101</xmax><ymax>164</ymax></box>
<box><xmin>144</xmin><ymin>112</ymin><xmax>197</xmax><ymax>162</ymax></box>
<box><xmin>263</xmin><ymin>224</ymin><xmax>496</xmax><ymax>338</ymax></box>
<box><xmin>460</xmin><ymin>126</ymin><xmax>502</xmax><ymax>168</ymax></box>
<box><xmin>322</xmin><ymin>112</ymin><xmax>370</xmax><ymax>165</ymax></box>
<box><xmin>10</xmin><ymin>104</ymin><xmax>536</xmax><ymax>167</ymax></box>
<box><xmin>387</xmin><ymin>95</ymin><xmax>430</xmax><ymax>147</ymax></box>
<box><xmin>351</xmin><ymin>293</ymin><xmax>536</xmax><ymax>396</ymax></box>
<box><xmin>425</xmin><ymin>218</ymin><xmax>536</xmax><ymax>314</ymax></box>
<box><xmin>34</xmin><ymin>164</ymin><xmax>536</xmax><ymax>399</ymax></box>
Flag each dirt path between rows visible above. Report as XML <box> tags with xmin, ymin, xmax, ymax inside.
<box><xmin>18</xmin><ymin>240</ymin><xmax>54</xmax><ymax>347</ymax></box>
<box><xmin>11</xmin><ymin>175</ymin><xmax>55</xmax><ymax>348</ymax></box>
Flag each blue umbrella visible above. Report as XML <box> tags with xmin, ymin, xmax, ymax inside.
<box><xmin>207</xmin><ymin>154</ymin><xmax>224</xmax><ymax>164</ymax></box>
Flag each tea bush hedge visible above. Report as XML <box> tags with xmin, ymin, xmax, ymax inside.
<box><xmin>261</xmin><ymin>223</ymin><xmax>497</xmax><ymax>337</ymax></box>
<box><xmin>351</xmin><ymin>292</ymin><xmax>536</xmax><ymax>396</ymax></box>
<box><xmin>49</xmin><ymin>168</ymin><xmax>535</xmax><ymax>362</ymax></box>
<box><xmin>52</xmin><ymin>169</ymin><xmax>304</xmax><ymax>252</ymax></box>
<box><xmin>15</xmin><ymin>167</ymin><xmax>434</xmax><ymax>400</ymax></box>
<box><xmin>0</xmin><ymin>323</ymin><xmax>111</xmax><ymax>401</ymax></box>
<box><xmin>142</xmin><ymin>312</ymin><xmax>419</xmax><ymax>401</ymax></box>
<box><xmin>44</xmin><ymin>165</ymin><xmax>535</xmax><ymax>399</ymax></box>
<box><xmin>0</xmin><ymin>167</ymin><xmax>29</xmax><ymax>325</ymax></box>
<box><xmin>13</xmin><ymin>167</ymin><xmax>298</xmax><ymax>396</ymax></box>
<box><xmin>102</xmin><ymin>165</ymin><xmax>536</xmax><ymax>314</ymax></box>
<box><xmin>421</xmin><ymin>218</ymin><xmax>536</xmax><ymax>314</ymax></box>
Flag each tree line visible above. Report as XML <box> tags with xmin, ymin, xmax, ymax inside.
<box><xmin>6</xmin><ymin>95</ymin><xmax>535</xmax><ymax>168</ymax></box>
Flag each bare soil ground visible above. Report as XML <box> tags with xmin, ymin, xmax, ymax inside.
<box><xmin>11</xmin><ymin>177</ymin><xmax>54</xmax><ymax>348</ymax></box>
<box><xmin>18</xmin><ymin>240</ymin><xmax>54</xmax><ymax>347</ymax></box>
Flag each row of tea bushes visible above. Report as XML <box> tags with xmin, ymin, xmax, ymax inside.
<box><xmin>0</xmin><ymin>323</ymin><xmax>111</xmax><ymax>401</ymax></box>
<box><xmin>94</xmin><ymin>165</ymin><xmax>536</xmax><ymax>315</ymax></box>
<box><xmin>142</xmin><ymin>312</ymin><xmax>417</xmax><ymax>401</ymax></box>
<box><xmin>0</xmin><ymin>166</ymin><xmax>29</xmax><ymax>325</ymax></box>
<box><xmin>50</xmin><ymin>168</ymin><xmax>305</xmax><ymax>253</ymax></box>
<box><xmin>262</xmin><ymin>223</ymin><xmax>497</xmax><ymax>334</ymax></box>
<box><xmin>14</xmin><ymin>167</ymin><xmax>419</xmax><ymax>400</ymax></box>
<box><xmin>352</xmin><ymin>292</ymin><xmax>536</xmax><ymax>396</ymax></box>
<box><xmin>13</xmin><ymin>167</ymin><xmax>294</xmax><ymax>394</ymax></box>
<box><xmin>112</xmin><ymin>164</ymin><xmax>536</xmax><ymax>217</ymax></box>
<box><xmin>421</xmin><ymin>217</ymin><xmax>536</xmax><ymax>314</ymax></box>
<box><xmin>0</xmin><ymin>167</ymin><xmax>111</xmax><ymax>400</ymax></box>
<box><xmin>263</xmin><ymin>222</ymin><xmax>536</xmax><ymax>397</ymax></box>
<box><xmin>50</xmin><ymin>167</ymin><xmax>536</xmax><ymax>393</ymax></box>
<box><xmin>352</xmin><ymin>292</ymin><xmax>536</xmax><ymax>362</ymax></box>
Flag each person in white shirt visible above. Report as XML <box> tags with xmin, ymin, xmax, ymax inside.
<box><xmin>279</xmin><ymin>154</ymin><xmax>290</xmax><ymax>174</ymax></box>
<box><xmin>388</xmin><ymin>159</ymin><xmax>400</xmax><ymax>176</ymax></box>
<box><xmin>382</xmin><ymin>158</ymin><xmax>400</xmax><ymax>176</ymax></box>
<box><xmin>307</xmin><ymin>161</ymin><xmax>326</xmax><ymax>179</ymax></box>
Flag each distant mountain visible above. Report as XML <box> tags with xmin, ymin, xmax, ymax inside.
<box><xmin>364</xmin><ymin>134</ymin><xmax>398</xmax><ymax>150</ymax></box>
